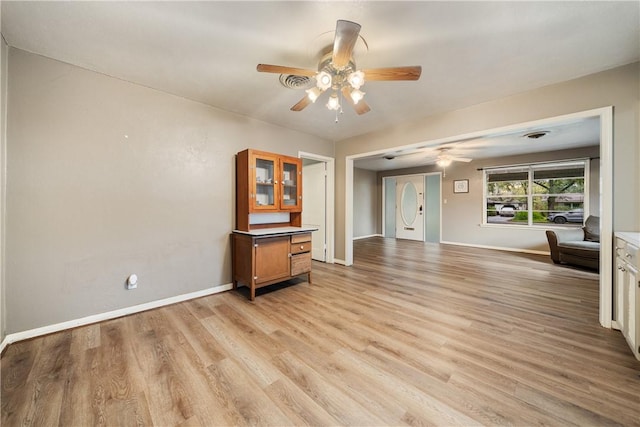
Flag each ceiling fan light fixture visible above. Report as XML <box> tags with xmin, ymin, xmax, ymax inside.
<box><xmin>350</xmin><ymin>88</ymin><xmax>365</xmax><ymax>104</ymax></box>
<box><xmin>306</xmin><ymin>87</ymin><xmax>322</xmax><ymax>102</ymax></box>
<box><xmin>326</xmin><ymin>93</ymin><xmax>341</xmax><ymax>110</ymax></box>
<box><xmin>257</xmin><ymin>20</ymin><xmax>422</xmax><ymax>119</ymax></box>
<box><xmin>316</xmin><ymin>71</ymin><xmax>333</xmax><ymax>90</ymax></box>
<box><xmin>436</xmin><ymin>157</ymin><xmax>452</xmax><ymax>167</ymax></box>
<box><xmin>348</xmin><ymin>70</ymin><xmax>365</xmax><ymax>89</ymax></box>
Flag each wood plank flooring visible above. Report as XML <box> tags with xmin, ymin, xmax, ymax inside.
<box><xmin>3</xmin><ymin>237</ymin><xmax>640</xmax><ymax>426</ymax></box>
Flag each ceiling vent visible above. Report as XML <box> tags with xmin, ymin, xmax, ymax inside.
<box><xmin>279</xmin><ymin>74</ymin><xmax>314</xmax><ymax>90</ymax></box>
<box><xmin>523</xmin><ymin>131</ymin><xmax>550</xmax><ymax>139</ymax></box>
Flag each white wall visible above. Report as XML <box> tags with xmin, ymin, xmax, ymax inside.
<box><xmin>335</xmin><ymin>62</ymin><xmax>639</xmax><ymax>259</ymax></box>
<box><xmin>4</xmin><ymin>48</ymin><xmax>333</xmax><ymax>333</ymax></box>
<box><xmin>353</xmin><ymin>167</ymin><xmax>378</xmax><ymax>238</ymax></box>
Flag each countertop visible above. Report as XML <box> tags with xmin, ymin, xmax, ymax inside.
<box><xmin>615</xmin><ymin>231</ymin><xmax>640</xmax><ymax>247</ymax></box>
<box><xmin>232</xmin><ymin>226</ymin><xmax>318</xmax><ymax>237</ymax></box>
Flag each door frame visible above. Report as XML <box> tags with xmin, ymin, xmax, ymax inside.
<box><xmin>346</xmin><ymin>106</ymin><xmax>613</xmax><ymax>328</ymax></box>
<box><xmin>299</xmin><ymin>151</ymin><xmax>335</xmax><ymax>264</ymax></box>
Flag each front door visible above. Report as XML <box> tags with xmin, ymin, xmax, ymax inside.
<box><xmin>396</xmin><ymin>175</ymin><xmax>424</xmax><ymax>241</ymax></box>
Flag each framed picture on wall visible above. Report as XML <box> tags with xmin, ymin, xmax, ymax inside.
<box><xmin>453</xmin><ymin>179</ymin><xmax>469</xmax><ymax>193</ymax></box>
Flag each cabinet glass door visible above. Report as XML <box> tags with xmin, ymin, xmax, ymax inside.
<box><xmin>253</xmin><ymin>156</ymin><xmax>276</xmax><ymax>210</ymax></box>
<box><xmin>281</xmin><ymin>159</ymin><xmax>300</xmax><ymax>210</ymax></box>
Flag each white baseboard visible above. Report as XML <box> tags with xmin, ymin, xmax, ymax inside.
<box><xmin>0</xmin><ymin>283</ymin><xmax>233</xmax><ymax>352</ymax></box>
<box><xmin>439</xmin><ymin>240</ymin><xmax>550</xmax><ymax>256</ymax></box>
<box><xmin>353</xmin><ymin>234</ymin><xmax>383</xmax><ymax>241</ymax></box>
<box><xmin>333</xmin><ymin>258</ymin><xmax>347</xmax><ymax>266</ymax></box>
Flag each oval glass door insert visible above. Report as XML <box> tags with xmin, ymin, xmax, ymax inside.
<box><xmin>400</xmin><ymin>182</ymin><xmax>418</xmax><ymax>226</ymax></box>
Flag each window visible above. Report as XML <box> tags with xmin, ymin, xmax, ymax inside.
<box><xmin>484</xmin><ymin>160</ymin><xmax>588</xmax><ymax>227</ymax></box>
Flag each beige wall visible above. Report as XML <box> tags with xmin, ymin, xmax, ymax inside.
<box><xmin>336</xmin><ymin>62</ymin><xmax>639</xmax><ymax>259</ymax></box>
<box><xmin>377</xmin><ymin>147</ymin><xmax>599</xmax><ymax>252</ymax></box>
<box><xmin>5</xmin><ymin>48</ymin><xmax>333</xmax><ymax>333</ymax></box>
<box><xmin>353</xmin><ymin>167</ymin><xmax>379</xmax><ymax>238</ymax></box>
<box><xmin>1</xmin><ymin>35</ymin><xmax>7</xmax><ymax>342</ymax></box>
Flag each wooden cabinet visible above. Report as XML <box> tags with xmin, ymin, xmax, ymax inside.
<box><xmin>236</xmin><ymin>149</ymin><xmax>302</xmax><ymax>231</ymax></box>
<box><xmin>614</xmin><ymin>233</ymin><xmax>640</xmax><ymax>360</ymax></box>
<box><xmin>232</xmin><ymin>230</ymin><xmax>313</xmax><ymax>301</ymax></box>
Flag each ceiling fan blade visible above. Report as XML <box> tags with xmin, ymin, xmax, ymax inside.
<box><xmin>257</xmin><ymin>64</ymin><xmax>316</xmax><ymax>77</ymax></box>
<box><xmin>290</xmin><ymin>95</ymin><xmax>313</xmax><ymax>112</ymax></box>
<box><xmin>332</xmin><ymin>20</ymin><xmax>361</xmax><ymax>68</ymax></box>
<box><xmin>341</xmin><ymin>87</ymin><xmax>371</xmax><ymax>115</ymax></box>
<box><xmin>362</xmin><ymin>66</ymin><xmax>422</xmax><ymax>81</ymax></box>
<box><xmin>451</xmin><ymin>157</ymin><xmax>473</xmax><ymax>163</ymax></box>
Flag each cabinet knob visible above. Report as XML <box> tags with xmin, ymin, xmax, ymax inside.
<box><xmin>300</xmin><ymin>245</ymin><xmax>304</xmax><ymax>250</ymax></box>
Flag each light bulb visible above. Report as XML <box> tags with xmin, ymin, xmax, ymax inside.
<box><xmin>436</xmin><ymin>158</ymin><xmax>452</xmax><ymax>167</ymax></box>
<box><xmin>316</xmin><ymin>71</ymin><xmax>332</xmax><ymax>90</ymax></box>
<box><xmin>350</xmin><ymin>88</ymin><xmax>365</xmax><ymax>104</ymax></box>
<box><xmin>348</xmin><ymin>70</ymin><xmax>365</xmax><ymax>89</ymax></box>
<box><xmin>326</xmin><ymin>93</ymin><xmax>340</xmax><ymax>111</ymax></box>
<box><xmin>306</xmin><ymin>87</ymin><xmax>322</xmax><ymax>102</ymax></box>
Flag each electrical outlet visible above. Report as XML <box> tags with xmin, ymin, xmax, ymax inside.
<box><xmin>126</xmin><ymin>274</ymin><xmax>138</xmax><ymax>290</ymax></box>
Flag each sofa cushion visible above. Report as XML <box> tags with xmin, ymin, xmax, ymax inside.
<box><xmin>583</xmin><ymin>215</ymin><xmax>600</xmax><ymax>242</ymax></box>
<box><xmin>557</xmin><ymin>241</ymin><xmax>600</xmax><ymax>259</ymax></box>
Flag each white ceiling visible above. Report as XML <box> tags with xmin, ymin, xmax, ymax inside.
<box><xmin>1</xmin><ymin>1</ymin><xmax>638</xmax><ymax>145</ymax></box>
<box><xmin>354</xmin><ymin>116</ymin><xmax>600</xmax><ymax>171</ymax></box>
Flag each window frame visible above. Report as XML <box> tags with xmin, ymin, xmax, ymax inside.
<box><xmin>482</xmin><ymin>159</ymin><xmax>590</xmax><ymax>228</ymax></box>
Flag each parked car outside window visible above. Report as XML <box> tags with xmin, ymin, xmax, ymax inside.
<box><xmin>547</xmin><ymin>208</ymin><xmax>584</xmax><ymax>224</ymax></box>
<box><xmin>499</xmin><ymin>205</ymin><xmax>517</xmax><ymax>217</ymax></box>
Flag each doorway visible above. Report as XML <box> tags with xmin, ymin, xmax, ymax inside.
<box><xmin>396</xmin><ymin>175</ymin><xmax>424</xmax><ymax>241</ymax></box>
<box><xmin>383</xmin><ymin>173</ymin><xmax>441</xmax><ymax>243</ymax></box>
<box><xmin>346</xmin><ymin>107</ymin><xmax>613</xmax><ymax>328</ymax></box>
<box><xmin>300</xmin><ymin>152</ymin><xmax>335</xmax><ymax>263</ymax></box>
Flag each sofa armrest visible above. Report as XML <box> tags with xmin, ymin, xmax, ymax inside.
<box><xmin>546</xmin><ymin>228</ymin><xmax>585</xmax><ymax>263</ymax></box>
<box><xmin>552</xmin><ymin>228</ymin><xmax>586</xmax><ymax>244</ymax></box>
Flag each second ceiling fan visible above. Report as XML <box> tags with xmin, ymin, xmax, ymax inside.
<box><xmin>257</xmin><ymin>20</ymin><xmax>422</xmax><ymax>116</ymax></box>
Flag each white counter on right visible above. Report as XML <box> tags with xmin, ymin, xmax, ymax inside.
<box><xmin>615</xmin><ymin>231</ymin><xmax>640</xmax><ymax>248</ymax></box>
<box><xmin>614</xmin><ymin>231</ymin><xmax>640</xmax><ymax>361</ymax></box>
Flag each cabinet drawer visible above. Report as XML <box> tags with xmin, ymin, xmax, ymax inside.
<box><xmin>291</xmin><ymin>241</ymin><xmax>311</xmax><ymax>254</ymax></box>
<box><xmin>291</xmin><ymin>253</ymin><xmax>311</xmax><ymax>276</ymax></box>
<box><xmin>291</xmin><ymin>233</ymin><xmax>312</xmax><ymax>244</ymax></box>
<box><xmin>621</xmin><ymin>243</ymin><xmax>639</xmax><ymax>269</ymax></box>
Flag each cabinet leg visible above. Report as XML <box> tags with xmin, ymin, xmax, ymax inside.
<box><xmin>232</xmin><ymin>279</ymin><xmax>238</xmax><ymax>289</ymax></box>
<box><xmin>308</xmin><ymin>271</ymin><xmax>312</xmax><ymax>285</ymax></box>
<box><xmin>250</xmin><ymin>285</ymin><xmax>256</xmax><ymax>301</ymax></box>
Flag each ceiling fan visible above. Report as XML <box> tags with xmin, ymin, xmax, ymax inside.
<box><xmin>430</xmin><ymin>147</ymin><xmax>472</xmax><ymax>167</ymax></box>
<box><xmin>257</xmin><ymin>20</ymin><xmax>422</xmax><ymax>117</ymax></box>
<box><xmin>383</xmin><ymin>146</ymin><xmax>471</xmax><ymax>176</ymax></box>
<box><xmin>383</xmin><ymin>146</ymin><xmax>472</xmax><ymax>164</ymax></box>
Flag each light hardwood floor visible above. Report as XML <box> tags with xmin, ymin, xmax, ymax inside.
<box><xmin>2</xmin><ymin>237</ymin><xmax>640</xmax><ymax>426</ymax></box>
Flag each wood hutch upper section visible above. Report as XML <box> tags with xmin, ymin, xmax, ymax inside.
<box><xmin>236</xmin><ymin>149</ymin><xmax>302</xmax><ymax>231</ymax></box>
